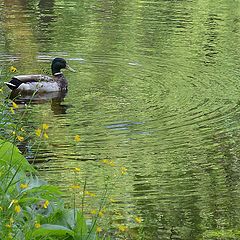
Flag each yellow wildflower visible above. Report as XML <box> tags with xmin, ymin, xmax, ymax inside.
<box><xmin>14</xmin><ymin>204</ymin><xmax>21</xmax><ymax>213</ymax></box>
<box><xmin>10</xmin><ymin>66</ymin><xmax>17</xmax><ymax>72</ymax></box>
<box><xmin>12</xmin><ymin>131</ymin><xmax>16</xmax><ymax>135</ymax></box>
<box><xmin>12</xmin><ymin>102</ymin><xmax>18</xmax><ymax>109</ymax></box>
<box><xmin>96</xmin><ymin>226</ymin><xmax>102</xmax><ymax>233</ymax></box>
<box><xmin>35</xmin><ymin>128</ymin><xmax>42</xmax><ymax>137</ymax></box>
<box><xmin>34</xmin><ymin>222</ymin><xmax>41</xmax><ymax>228</ymax></box>
<box><xmin>70</xmin><ymin>184</ymin><xmax>81</xmax><ymax>189</ymax></box>
<box><xmin>90</xmin><ymin>209</ymin><xmax>97</xmax><ymax>215</ymax></box>
<box><xmin>101</xmin><ymin>159</ymin><xmax>109</xmax><ymax>164</ymax></box>
<box><xmin>42</xmin><ymin>123</ymin><xmax>49</xmax><ymax>130</ymax></box>
<box><xmin>10</xmin><ymin>107</ymin><xmax>15</xmax><ymax>114</ymax></box>
<box><xmin>43</xmin><ymin>133</ymin><xmax>49</xmax><ymax>139</ymax></box>
<box><xmin>101</xmin><ymin>159</ymin><xmax>115</xmax><ymax>166</ymax></box>
<box><xmin>0</xmin><ymin>88</ymin><xmax>3</xmax><ymax>93</ymax></box>
<box><xmin>85</xmin><ymin>191</ymin><xmax>96</xmax><ymax>197</ymax></box>
<box><xmin>135</xmin><ymin>217</ymin><xmax>142</xmax><ymax>223</ymax></box>
<box><xmin>109</xmin><ymin>160</ymin><xmax>115</xmax><ymax>167</ymax></box>
<box><xmin>0</xmin><ymin>206</ymin><xmax>3</xmax><ymax>211</ymax></box>
<box><xmin>118</xmin><ymin>225</ymin><xmax>127</xmax><ymax>232</ymax></box>
<box><xmin>17</xmin><ymin>135</ymin><xmax>24</xmax><ymax>142</ymax></box>
<box><xmin>43</xmin><ymin>200</ymin><xmax>49</xmax><ymax>209</ymax></box>
<box><xmin>121</xmin><ymin>167</ymin><xmax>127</xmax><ymax>175</ymax></box>
<box><xmin>20</xmin><ymin>183</ymin><xmax>28</xmax><ymax>189</ymax></box>
<box><xmin>20</xmin><ymin>127</ymin><xmax>25</xmax><ymax>132</ymax></box>
<box><xmin>74</xmin><ymin>167</ymin><xmax>81</xmax><ymax>172</ymax></box>
<box><xmin>5</xmin><ymin>218</ymin><xmax>14</xmax><ymax>228</ymax></box>
<box><xmin>74</xmin><ymin>134</ymin><xmax>81</xmax><ymax>142</ymax></box>
<box><xmin>5</xmin><ymin>224</ymin><xmax>11</xmax><ymax>228</ymax></box>
<box><xmin>98</xmin><ymin>211</ymin><xmax>104</xmax><ymax>218</ymax></box>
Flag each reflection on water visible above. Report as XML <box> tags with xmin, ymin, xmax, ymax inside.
<box><xmin>1</xmin><ymin>0</ymin><xmax>240</xmax><ymax>239</ymax></box>
<box><xmin>10</xmin><ymin>90</ymin><xmax>69</xmax><ymax>114</ymax></box>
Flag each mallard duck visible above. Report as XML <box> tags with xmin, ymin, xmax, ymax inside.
<box><xmin>5</xmin><ymin>58</ymin><xmax>75</xmax><ymax>93</ymax></box>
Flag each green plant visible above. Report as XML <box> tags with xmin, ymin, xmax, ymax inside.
<box><xmin>0</xmin><ymin>139</ymin><xmax>109</xmax><ymax>240</ymax></box>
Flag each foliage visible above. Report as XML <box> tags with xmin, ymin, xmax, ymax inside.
<box><xmin>0</xmin><ymin>138</ymin><xmax>108</xmax><ymax>240</ymax></box>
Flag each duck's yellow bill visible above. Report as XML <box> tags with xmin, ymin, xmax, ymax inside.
<box><xmin>66</xmin><ymin>64</ymin><xmax>76</xmax><ymax>72</ymax></box>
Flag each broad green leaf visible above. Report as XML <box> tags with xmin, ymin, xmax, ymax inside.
<box><xmin>0</xmin><ymin>139</ymin><xmax>34</xmax><ymax>172</ymax></box>
<box><xmin>51</xmin><ymin>209</ymin><xmax>77</xmax><ymax>229</ymax></box>
<box><xmin>25</xmin><ymin>185</ymin><xmax>62</xmax><ymax>195</ymax></box>
<box><xmin>32</xmin><ymin>224</ymin><xmax>74</xmax><ymax>237</ymax></box>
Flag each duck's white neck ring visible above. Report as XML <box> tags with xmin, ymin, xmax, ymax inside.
<box><xmin>54</xmin><ymin>72</ymin><xmax>63</xmax><ymax>76</ymax></box>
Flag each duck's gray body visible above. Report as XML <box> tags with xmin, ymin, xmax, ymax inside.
<box><xmin>12</xmin><ymin>73</ymin><xmax>67</xmax><ymax>93</ymax></box>
<box><xmin>5</xmin><ymin>58</ymin><xmax>74</xmax><ymax>93</ymax></box>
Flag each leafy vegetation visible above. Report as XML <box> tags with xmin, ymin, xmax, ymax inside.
<box><xmin>0</xmin><ymin>138</ymin><xmax>110</xmax><ymax>239</ymax></box>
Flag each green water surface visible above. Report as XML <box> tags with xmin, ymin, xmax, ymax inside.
<box><xmin>1</xmin><ymin>0</ymin><xmax>240</xmax><ymax>239</ymax></box>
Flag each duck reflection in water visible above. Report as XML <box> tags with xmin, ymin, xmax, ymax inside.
<box><xmin>10</xmin><ymin>90</ymin><xmax>70</xmax><ymax>115</ymax></box>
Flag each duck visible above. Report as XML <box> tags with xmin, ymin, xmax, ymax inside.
<box><xmin>5</xmin><ymin>58</ymin><xmax>75</xmax><ymax>93</ymax></box>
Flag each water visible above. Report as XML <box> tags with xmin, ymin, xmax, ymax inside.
<box><xmin>1</xmin><ymin>0</ymin><xmax>240</xmax><ymax>239</ymax></box>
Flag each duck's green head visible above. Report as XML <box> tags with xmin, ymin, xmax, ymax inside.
<box><xmin>51</xmin><ymin>58</ymin><xmax>75</xmax><ymax>74</ymax></box>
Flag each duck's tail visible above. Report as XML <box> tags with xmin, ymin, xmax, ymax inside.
<box><xmin>5</xmin><ymin>78</ymin><xmax>22</xmax><ymax>90</ymax></box>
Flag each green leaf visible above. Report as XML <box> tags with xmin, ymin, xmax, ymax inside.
<box><xmin>60</xmin><ymin>209</ymin><xmax>76</xmax><ymax>229</ymax></box>
<box><xmin>18</xmin><ymin>197</ymin><xmax>41</xmax><ymax>204</ymax></box>
<box><xmin>74</xmin><ymin>211</ymin><xmax>89</xmax><ymax>239</ymax></box>
<box><xmin>32</xmin><ymin>224</ymin><xmax>74</xmax><ymax>237</ymax></box>
<box><xmin>18</xmin><ymin>175</ymin><xmax>62</xmax><ymax>200</ymax></box>
<box><xmin>25</xmin><ymin>185</ymin><xmax>62</xmax><ymax>196</ymax></box>
<box><xmin>51</xmin><ymin>209</ymin><xmax>78</xmax><ymax>229</ymax></box>
<box><xmin>0</xmin><ymin>139</ymin><xmax>34</xmax><ymax>172</ymax></box>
